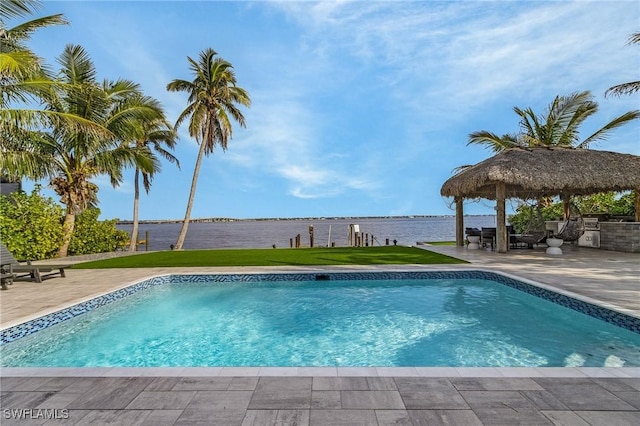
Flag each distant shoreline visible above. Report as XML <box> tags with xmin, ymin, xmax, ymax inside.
<box><xmin>116</xmin><ymin>214</ymin><xmax>495</xmax><ymax>225</ymax></box>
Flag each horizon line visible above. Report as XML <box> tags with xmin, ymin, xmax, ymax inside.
<box><xmin>116</xmin><ymin>214</ymin><xmax>496</xmax><ymax>225</ymax></box>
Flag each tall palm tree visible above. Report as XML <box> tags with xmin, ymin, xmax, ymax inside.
<box><xmin>167</xmin><ymin>48</ymin><xmax>251</xmax><ymax>250</ymax></box>
<box><xmin>1</xmin><ymin>44</ymin><xmax>159</xmax><ymax>257</ymax></box>
<box><xmin>125</xmin><ymin>105</ymin><xmax>179</xmax><ymax>252</ymax></box>
<box><xmin>606</xmin><ymin>32</ymin><xmax>640</xmax><ymax>97</ymax></box>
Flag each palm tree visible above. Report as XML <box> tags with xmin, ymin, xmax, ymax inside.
<box><xmin>125</xmin><ymin>104</ymin><xmax>179</xmax><ymax>252</ymax></box>
<box><xmin>1</xmin><ymin>0</ymin><xmax>67</xmax><ymax>103</ymax></box>
<box><xmin>516</xmin><ymin>91</ymin><xmax>639</xmax><ymax>149</ymax></box>
<box><xmin>1</xmin><ymin>0</ymin><xmax>112</xmax><ymax>182</ymax></box>
<box><xmin>606</xmin><ymin>32</ymin><xmax>640</xmax><ymax>97</ymax></box>
<box><xmin>1</xmin><ymin>0</ymin><xmax>66</xmax><ymax>176</ymax></box>
<box><xmin>167</xmin><ymin>48</ymin><xmax>251</xmax><ymax>250</ymax></box>
<box><xmin>1</xmin><ymin>45</ymin><xmax>159</xmax><ymax>257</ymax></box>
<box><xmin>468</xmin><ymin>91</ymin><xmax>639</xmax><ymax>151</ymax></box>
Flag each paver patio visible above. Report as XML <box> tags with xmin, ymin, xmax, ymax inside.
<box><xmin>1</xmin><ymin>375</ymin><xmax>639</xmax><ymax>425</ymax></box>
<box><xmin>1</xmin><ymin>244</ymin><xmax>639</xmax><ymax>424</ymax></box>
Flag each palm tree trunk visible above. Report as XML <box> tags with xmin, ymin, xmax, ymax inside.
<box><xmin>174</xmin><ymin>141</ymin><xmax>207</xmax><ymax>250</ymax></box>
<box><xmin>129</xmin><ymin>168</ymin><xmax>140</xmax><ymax>252</ymax></box>
<box><xmin>57</xmin><ymin>209</ymin><xmax>76</xmax><ymax>258</ymax></box>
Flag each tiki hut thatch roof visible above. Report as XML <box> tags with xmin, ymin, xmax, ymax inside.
<box><xmin>440</xmin><ymin>146</ymin><xmax>640</xmax><ymax>200</ymax></box>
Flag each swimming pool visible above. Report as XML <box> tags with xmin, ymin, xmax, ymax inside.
<box><xmin>1</xmin><ymin>271</ymin><xmax>639</xmax><ymax>367</ymax></box>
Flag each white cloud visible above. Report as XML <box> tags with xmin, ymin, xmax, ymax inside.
<box><xmin>227</xmin><ymin>90</ymin><xmax>381</xmax><ymax>199</ymax></box>
<box><xmin>271</xmin><ymin>1</ymin><xmax>639</xmax><ymax>118</ymax></box>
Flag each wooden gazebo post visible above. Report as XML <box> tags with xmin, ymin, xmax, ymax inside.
<box><xmin>635</xmin><ymin>190</ymin><xmax>640</xmax><ymax>222</ymax></box>
<box><xmin>561</xmin><ymin>193</ymin><xmax>571</xmax><ymax>220</ymax></box>
<box><xmin>455</xmin><ymin>196</ymin><xmax>464</xmax><ymax>246</ymax></box>
<box><xmin>496</xmin><ymin>182</ymin><xmax>507</xmax><ymax>253</ymax></box>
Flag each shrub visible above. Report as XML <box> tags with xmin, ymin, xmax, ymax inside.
<box><xmin>576</xmin><ymin>192</ymin><xmax>635</xmax><ymax>217</ymax></box>
<box><xmin>68</xmin><ymin>208</ymin><xmax>129</xmax><ymax>255</ymax></box>
<box><xmin>508</xmin><ymin>191</ymin><xmax>636</xmax><ymax>233</ymax></box>
<box><xmin>0</xmin><ymin>186</ymin><xmax>64</xmax><ymax>259</ymax></box>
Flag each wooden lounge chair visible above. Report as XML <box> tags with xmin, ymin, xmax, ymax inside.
<box><xmin>1</xmin><ymin>270</ymin><xmax>15</xmax><ymax>290</ymax></box>
<box><xmin>0</xmin><ymin>242</ymin><xmax>72</xmax><ymax>283</ymax></box>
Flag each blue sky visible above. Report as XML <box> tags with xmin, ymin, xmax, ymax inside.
<box><xmin>18</xmin><ymin>0</ymin><xmax>640</xmax><ymax>220</ymax></box>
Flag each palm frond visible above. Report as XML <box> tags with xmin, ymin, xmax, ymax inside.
<box><xmin>577</xmin><ymin>110</ymin><xmax>640</xmax><ymax>148</ymax></box>
<box><xmin>57</xmin><ymin>44</ymin><xmax>98</xmax><ymax>84</ymax></box>
<box><xmin>0</xmin><ymin>0</ymin><xmax>39</xmax><ymax>20</ymax></box>
<box><xmin>0</xmin><ymin>50</ymin><xmax>40</xmax><ymax>77</ymax></box>
<box><xmin>605</xmin><ymin>81</ymin><xmax>640</xmax><ymax>97</ymax></box>
<box><xmin>468</xmin><ymin>130</ymin><xmax>519</xmax><ymax>152</ymax></box>
<box><xmin>4</xmin><ymin>14</ymin><xmax>68</xmax><ymax>42</ymax></box>
<box><xmin>605</xmin><ymin>32</ymin><xmax>639</xmax><ymax>97</ymax></box>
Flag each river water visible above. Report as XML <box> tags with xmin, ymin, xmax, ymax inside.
<box><xmin>117</xmin><ymin>216</ymin><xmax>496</xmax><ymax>251</ymax></box>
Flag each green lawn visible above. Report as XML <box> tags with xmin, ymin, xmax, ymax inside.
<box><xmin>73</xmin><ymin>246</ymin><xmax>466</xmax><ymax>268</ymax></box>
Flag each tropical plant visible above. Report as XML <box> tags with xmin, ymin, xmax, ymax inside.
<box><xmin>606</xmin><ymin>32</ymin><xmax>640</xmax><ymax>97</ymax></box>
<box><xmin>68</xmin><ymin>207</ymin><xmax>129</xmax><ymax>255</ymax></box>
<box><xmin>124</xmin><ymin>100</ymin><xmax>179</xmax><ymax>252</ymax></box>
<box><xmin>0</xmin><ymin>0</ymin><xmax>88</xmax><ymax>162</ymax></box>
<box><xmin>509</xmin><ymin>191</ymin><xmax>635</xmax><ymax>233</ymax></box>
<box><xmin>468</xmin><ymin>91</ymin><xmax>640</xmax><ymax>151</ymax></box>
<box><xmin>0</xmin><ymin>0</ymin><xmax>67</xmax><ymax>105</ymax></box>
<box><xmin>1</xmin><ymin>45</ymin><xmax>159</xmax><ymax>257</ymax></box>
<box><xmin>508</xmin><ymin>202</ymin><xmax>563</xmax><ymax>234</ymax></box>
<box><xmin>0</xmin><ymin>185</ymin><xmax>64</xmax><ymax>260</ymax></box>
<box><xmin>575</xmin><ymin>192</ymin><xmax>635</xmax><ymax>217</ymax></box>
<box><xmin>167</xmin><ymin>48</ymin><xmax>251</xmax><ymax>250</ymax></box>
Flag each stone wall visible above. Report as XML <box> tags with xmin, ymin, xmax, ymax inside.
<box><xmin>599</xmin><ymin>222</ymin><xmax>640</xmax><ymax>253</ymax></box>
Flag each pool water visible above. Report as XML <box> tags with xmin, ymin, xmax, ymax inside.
<box><xmin>2</xmin><ymin>276</ymin><xmax>640</xmax><ymax>367</ymax></box>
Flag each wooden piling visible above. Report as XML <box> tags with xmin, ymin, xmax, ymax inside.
<box><xmin>136</xmin><ymin>231</ymin><xmax>149</xmax><ymax>251</ymax></box>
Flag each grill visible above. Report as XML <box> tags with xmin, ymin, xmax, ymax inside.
<box><xmin>579</xmin><ymin>218</ymin><xmax>600</xmax><ymax>248</ymax></box>
<box><xmin>583</xmin><ymin>218</ymin><xmax>600</xmax><ymax>230</ymax></box>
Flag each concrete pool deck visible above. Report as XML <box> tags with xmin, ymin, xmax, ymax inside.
<box><xmin>1</xmin><ymin>245</ymin><xmax>639</xmax><ymax>424</ymax></box>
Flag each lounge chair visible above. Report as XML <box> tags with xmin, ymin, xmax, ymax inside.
<box><xmin>480</xmin><ymin>227</ymin><xmax>496</xmax><ymax>250</ymax></box>
<box><xmin>0</xmin><ymin>242</ymin><xmax>72</xmax><ymax>283</ymax></box>
<box><xmin>1</xmin><ymin>271</ymin><xmax>15</xmax><ymax>290</ymax></box>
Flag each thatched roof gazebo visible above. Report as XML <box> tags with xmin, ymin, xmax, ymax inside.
<box><xmin>440</xmin><ymin>147</ymin><xmax>640</xmax><ymax>253</ymax></box>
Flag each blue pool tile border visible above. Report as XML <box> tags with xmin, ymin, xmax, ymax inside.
<box><xmin>2</xmin><ymin>271</ymin><xmax>639</xmax><ymax>345</ymax></box>
<box><xmin>1</xmin><ymin>275</ymin><xmax>169</xmax><ymax>345</ymax></box>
